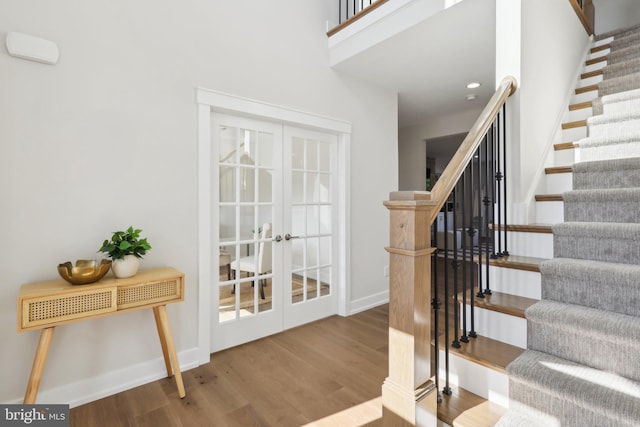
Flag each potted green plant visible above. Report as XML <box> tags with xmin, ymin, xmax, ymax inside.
<box><xmin>98</xmin><ymin>226</ymin><xmax>152</xmax><ymax>278</ymax></box>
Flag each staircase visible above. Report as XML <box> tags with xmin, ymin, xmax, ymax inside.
<box><xmin>439</xmin><ymin>23</ymin><xmax>640</xmax><ymax>427</ymax></box>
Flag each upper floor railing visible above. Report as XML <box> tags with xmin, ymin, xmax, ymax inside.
<box><xmin>327</xmin><ymin>0</ymin><xmax>389</xmax><ymax>37</ymax></box>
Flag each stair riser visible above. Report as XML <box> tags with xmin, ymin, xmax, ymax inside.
<box><xmin>578</xmin><ymin>142</ymin><xmax>640</xmax><ymax>162</ymax></box>
<box><xmin>566</xmin><ymin>106</ymin><xmax>593</xmax><ymax>123</ymax></box>
<box><xmin>561</xmin><ymin>126</ymin><xmax>587</xmax><ymax>142</ymax></box>
<box><xmin>555</xmin><ymin>235</ymin><xmax>640</xmax><ymax>264</ymax></box>
<box><xmin>603</xmin><ymin>98</ymin><xmax>640</xmax><ymax>115</ymax></box>
<box><xmin>437</xmin><ymin>349</ymin><xmax>510</xmax><ymax>408</ymax></box>
<box><xmin>505</xmin><ymin>232</ymin><xmax>553</xmax><ymax>259</ymax></box>
<box><xmin>583</xmin><ymin>61</ymin><xmax>607</xmax><ymax>74</ymax></box>
<box><xmin>527</xmin><ymin>320</ymin><xmax>640</xmax><ymax>382</ymax></box>
<box><xmin>535</xmin><ymin>200</ymin><xmax>564</xmax><ymax>224</ymax></box>
<box><xmin>565</xmin><ymin>200</ymin><xmax>640</xmax><ymax>223</ymax></box>
<box><xmin>554</xmin><ymin>147</ymin><xmax>575</xmax><ymax>165</ymax></box>
<box><xmin>487</xmin><ymin>266</ymin><xmax>541</xmax><ymax>300</ymax></box>
<box><xmin>545</xmin><ymin>172</ymin><xmax>572</xmax><ymax>194</ymax></box>
<box><xmin>462</xmin><ymin>306</ymin><xmax>527</xmax><ymax>349</ymax></box>
<box><xmin>579</xmin><ymin>75</ymin><xmax>603</xmax><ymax>87</ymax></box>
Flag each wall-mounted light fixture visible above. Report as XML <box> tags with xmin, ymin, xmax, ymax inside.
<box><xmin>466</xmin><ymin>82</ymin><xmax>481</xmax><ymax>89</ymax></box>
<box><xmin>6</xmin><ymin>32</ymin><xmax>59</xmax><ymax>65</ymax></box>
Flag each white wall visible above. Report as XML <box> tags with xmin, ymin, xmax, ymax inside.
<box><xmin>398</xmin><ymin>107</ymin><xmax>483</xmax><ymax>191</ymax></box>
<box><xmin>0</xmin><ymin>0</ymin><xmax>397</xmax><ymax>406</ymax></box>
<box><xmin>593</xmin><ymin>0</ymin><xmax>640</xmax><ymax>35</ymax></box>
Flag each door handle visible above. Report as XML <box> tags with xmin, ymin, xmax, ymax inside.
<box><xmin>273</xmin><ymin>235</ymin><xmax>283</xmax><ymax>242</ymax></box>
<box><xmin>284</xmin><ymin>233</ymin><xmax>299</xmax><ymax>241</ymax></box>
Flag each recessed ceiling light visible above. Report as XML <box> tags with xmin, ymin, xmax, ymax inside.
<box><xmin>466</xmin><ymin>94</ymin><xmax>477</xmax><ymax>101</ymax></box>
<box><xmin>466</xmin><ymin>82</ymin><xmax>481</xmax><ymax>89</ymax></box>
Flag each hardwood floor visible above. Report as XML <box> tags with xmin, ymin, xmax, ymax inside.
<box><xmin>70</xmin><ymin>306</ymin><xmax>389</xmax><ymax>427</ymax></box>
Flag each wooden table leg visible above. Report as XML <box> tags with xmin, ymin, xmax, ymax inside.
<box><xmin>24</xmin><ymin>327</ymin><xmax>55</xmax><ymax>404</ymax></box>
<box><xmin>153</xmin><ymin>306</ymin><xmax>173</xmax><ymax>377</ymax></box>
<box><xmin>154</xmin><ymin>305</ymin><xmax>185</xmax><ymax>398</ymax></box>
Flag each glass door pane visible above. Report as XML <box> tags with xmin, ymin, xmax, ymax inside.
<box><xmin>213</xmin><ymin>114</ymin><xmax>283</xmax><ymax>351</ymax></box>
<box><xmin>284</xmin><ymin>127</ymin><xmax>337</xmax><ymax>329</ymax></box>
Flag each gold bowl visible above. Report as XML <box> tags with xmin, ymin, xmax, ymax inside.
<box><xmin>58</xmin><ymin>259</ymin><xmax>112</xmax><ymax>285</ymax></box>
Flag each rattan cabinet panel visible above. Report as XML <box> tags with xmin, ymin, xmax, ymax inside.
<box><xmin>20</xmin><ymin>287</ymin><xmax>117</xmax><ymax>330</ymax></box>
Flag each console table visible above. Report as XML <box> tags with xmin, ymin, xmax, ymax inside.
<box><xmin>17</xmin><ymin>267</ymin><xmax>186</xmax><ymax>404</ymax></box>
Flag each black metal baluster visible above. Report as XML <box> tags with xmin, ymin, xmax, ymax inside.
<box><xmin>490</xmin><ymin>121</ymin><xmax>498</xmax><ymax>260</ymax></box>
<box><xmin>452</xmin><ymin>187</ymin><xmax>461</xmax><ymax>349</ymax></box>
<box><xmin>476</xmin><ymin>144</ymin><xmax>485</xmax><ymax>299</ymax></box>
<box><xmin>495</xmin><ymin>110</ymin><xmax>504</xmax><ymax>257</ymax></box>
<box><xmin>483</xmin><ymin>133</ymin><xmax>492</xmax><ymax>296</ymax></box>
<box><xmin>432</xmin><ymin>221</ymin><xmax>442</xmax><ymax>403</ymax></box>
<box><xmin>468</xmin><ymin>156</ymin><xmax>477</xmax><ymax>339</ymax></box>
<box><xmin>443</xmin><ymin>202</ymin><xmax>452</xmax><ymax>396</ymax></box>
<box><xmin>502</xmin><ymin>104</ymin><xmax>509</xmax><ymax>256</ymax></box>
<box><xmin>353</xmin><ymin>0</ymin><xmax>356</xmax><ymax>18</ymax></box>
<box><xmin>460</xmin><ymin>168</ymin><xmax>469</xmax><ymax>343</ymax></box>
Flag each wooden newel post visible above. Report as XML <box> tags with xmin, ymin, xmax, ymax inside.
<box><xmin>382</xmin><ymin>191</ymin><xmax>438</xmax><ymax>426</ymax></box>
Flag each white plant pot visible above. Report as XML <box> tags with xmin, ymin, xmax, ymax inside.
<box><xmin>112</xmin><ymin>255</ymin><xmax>140</xmax><ymax>279</ymax></box>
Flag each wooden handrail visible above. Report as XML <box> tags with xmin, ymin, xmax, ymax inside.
<box><xmin>569</xmin><ymin>0</ymin><xmax>595</xmax><ymax>36</ymax></box>
<box><xmin>425</xmin><ymin>76</ymin><xmax>517</xmax><ymax>223</ymax></box>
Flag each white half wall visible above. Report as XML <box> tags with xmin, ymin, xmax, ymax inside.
<box><xmin>0</xmin><ymin>0</ymin><xmax>397</xmax><ymax>406</ymax></box>
<box><xmin>509</xmin><ymin>0</ymin><xmax>590</xmax><ymax>215</ymax></box>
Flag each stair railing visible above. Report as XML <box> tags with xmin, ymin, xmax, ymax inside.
<box><xmin>382</xmin><ymin>76</ymin><xmax>517</xmax><ymax>426</ymax></box>
<box><xmin>327</xmin><ymin>0</ymin><xmax>389</xmax><ymax>37</ymax></box>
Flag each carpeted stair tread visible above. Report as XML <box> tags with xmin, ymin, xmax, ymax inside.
<box><xmin>609</xmin><ymin>32</ymin><xmax>640</xmax><ymax>52</ymax></box>
<box><xmin>601</xmin><ymin>57</ymin><xmax>640</xmax><ymax>81</ymax></box>
<box><xmin>553</xmin><ymin>222</ymin><xmax>640</xmax><ymax>264</ymax></box>
<box><xmin>572</xmin><ymin>157</ymin><xmax>640</xmax><ymax>188</ymax></box>
<box><xmin>588</xmin><ymin>109</ymin><xmax>640</xmax><ymax>126</ymax></box>
<box><xmin>540</xmin><ymin>257</ymin><xmax>640</xmax><ymax>317</ymax></box>
<box><xmin>587</xmin><ymin>103</ymin><xmax>640</xmax><ymax>138</ymax></box>
<box><xmin>601</xmin><ymin>45</ymin><xmax>640</xmax><ymax>66</ymax></box>
<box><xmin>564</xmin><ymin>188</ymin><xmax>640</xmax><ymax>223</ymax></box>
<box><xmin>591</xmin><ymin>88</ymin><xmax>640</xmax><ymax>115</ymax></box>
<box><xmin>578</xmin><ymin>133</ymin><xmax>640</xmax><ymax>147</ymax></box>
<box><xmin>506</xmin><ymin>350</ymin><xmax>640</xmax><ymax>427</ymax></box>
<box><xmin>595</xmin><ymin>22</ymin><xmax>640</xmax><ymax>41</ymax></box>
<box><xmin>526</xmin><ymin>300</ymin><xmax>640</xmax><ymax>381</ymax></box>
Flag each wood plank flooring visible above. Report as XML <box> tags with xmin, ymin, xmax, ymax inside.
<box><xmin>72</xmin><ymin>254</ymin><xmax>505</xmax><ymax>426</ymax></box>
<box><xmin>70</xmin><ymin>306</ymin><xmax>389</xmax><ymax>427</ymax></box>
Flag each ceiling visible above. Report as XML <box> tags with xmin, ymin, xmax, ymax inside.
<box><xmin>331</xmin><ymin>0</ymin><xmax>496</xmax><ymax>128</ymax></box>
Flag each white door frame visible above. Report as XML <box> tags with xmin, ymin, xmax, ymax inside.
<box><xmin>196</xmin><ymin>88</ymin><xmax>352</xmax><ymax>364</ymax></box>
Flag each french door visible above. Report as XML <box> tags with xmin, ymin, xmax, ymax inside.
<box><xmin>211</xmin><ymin>114</ymin><xmax>338</xmax><ymax>351</ymax></box>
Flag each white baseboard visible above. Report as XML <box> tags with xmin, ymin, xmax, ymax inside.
<box><xmin>7</xmin><ymin>347</ymin><xmax>200</xmax><ymax>408</ymax></box>
<box><xmin>348</xmin><ymin>290</ymin><xmax>389</xmax><ymax>315</ymax></box>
